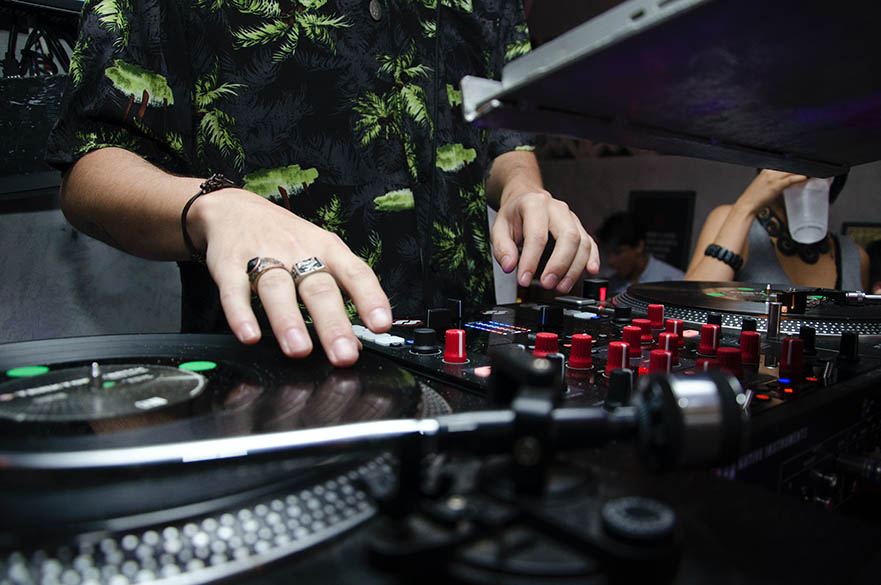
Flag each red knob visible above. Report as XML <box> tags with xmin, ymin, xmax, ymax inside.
<box><xmin>443</xmin><ymin>329</ymin><xmax>467</xmax><ymax>363</ymax></box>
<box><xmin>647</xmin><ymin>304</ymin><xmax>665</xmax><ymax>330</ymax></box>
<box><xmin>606</xmin><ymin>341</ymin><xmax>630</xmax><ymax>377</ymax></box>
<box><xmin>649</xmin><ymin>349</ymin><xmax>672</xmax><ymax>374</ymax></box>
<box><xmin>533</xmin><ymin>332</ymin><xmax>559</xmax><ymax>358</ymax></box>
<box><xmin>740</xmin><ymin>330</ymin><xmax>760</xmax><ymax>364</ymax></box>
<box><xmin>696</xmin><ymin>357</ymin><xmax>719</xmax><ymax>372</ymax></box>
<box><xmin>717</xmin><ymin>347</ymin><xmax>743</xmax><ymax>377</ymax></box>
<box><xmin>622</xmin><ymin>326</ymin><xmax>643</xmax><ymax>357</ymax></box>
<box><xmin>657</xmin><ymin>332</ymin><xmax>680</xmax><ymax>364</ymax></box>
<box><xmin>698</xmin><ymin>324</ymin><xmax>721</xmax><ymax>356</ymax></box>
<box><xmin>665</xmin><ymin>319</ymin><xmax>685</xmax><ymax>347</ymax></box>
<box><xmin>631</xmin><ymin>319</ymin><xmax>653</xmax><ymax>344</ymax></box>
<box><xmin>568</xmin><ymin>333</ymin><xmax>593</xmax><ymax>369</ymax></box>
<box><xmin>779</xmin><ymin>336</ymin><xmax>805</xmax><ymax>379</ymax></box>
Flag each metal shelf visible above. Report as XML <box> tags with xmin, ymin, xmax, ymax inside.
<box><xmin>463</xmin><ymin>0</ymin><xmax>881</xmax><ymax>176</ymax></box>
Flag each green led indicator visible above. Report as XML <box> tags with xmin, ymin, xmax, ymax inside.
<box><xmin>103</xmin><ymin>381</ymin><xmax>116</xmax><ymax>388</ymax></box>
<box><xmin>179</xmin><ymin>361</ymin><xmax>217</xmax><ymax>372</ymax></box>
<box><xmin>737</xmin><ymin>287</ymin><xmax>754</xmax><ymax>291</ymax></box>
<box><xmin>6</xmin><ymin>366</ymin><xmax>50</xmax><ymax>378</ymax></box>
<box><xmin>705</xmin><ymin>292</ymin><xmax>726</xmax><ymax>297</ymax></box>
<box><xmin>809</xmin><ymin>295</ymin><xmax>825</xmax><ymax>300</ymax></box>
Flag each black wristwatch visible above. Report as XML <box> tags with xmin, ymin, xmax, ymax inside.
<box><xmin>704</xmin><ymin>243</ymin><xmax>744</xmax><ymax>271</ymax></box>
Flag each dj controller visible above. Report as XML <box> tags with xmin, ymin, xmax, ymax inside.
<box><xmin>2</xmin><ymin>281</ymin><xmax>881</xmax><ymax>585</ymax></box>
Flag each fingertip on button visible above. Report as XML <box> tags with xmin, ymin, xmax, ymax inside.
<box><xmin>237</xmin><ymin>322</ymin><xmax>261</xmax><ymax>344</ymax></box>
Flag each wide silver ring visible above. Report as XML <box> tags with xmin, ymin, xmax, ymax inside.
<box><xmin>291</xmin><ymin>256</ymin><xmax>330</xmax><ymax>286</ymax></box>
<box><xmin>247</xmin><ymin>256</ymin><xmax>288</xmax><ymax>294</ymax></box>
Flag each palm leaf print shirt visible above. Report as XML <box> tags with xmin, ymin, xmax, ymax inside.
<box><xmin>48</xmin><ymin>0</ymin><xmax>535</xmax><ymax>331</ymax></box>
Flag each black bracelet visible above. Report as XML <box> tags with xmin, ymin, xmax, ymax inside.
<box><xmin>704</xmin><ymin>243</ymin><xmax>744</xmax><ymax>271</ymax></box>
<box><xmin>181</xmin><ymin>173</ymin><xmax>239</xmax><ymax>263</ymax></box>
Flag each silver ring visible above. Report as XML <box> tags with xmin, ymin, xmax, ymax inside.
<box><xmin>291</xmin><ymin>256</ymin><xmax>330</xmax><ymax>286</ymax></box>
<box><xmin>247</xmin><ymin>256</ymin><xmax>288</xmax><ymax>294</ymax></box>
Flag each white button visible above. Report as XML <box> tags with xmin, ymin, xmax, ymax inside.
<box><xmin>351</xmin><ymin>324</ymin><xmax>376</xmax><ymax>342</ymax></box>
<box><xmin>374</xmin><ymin>334</ymin><xmax>405</xmax><ymax>347</ymax></box>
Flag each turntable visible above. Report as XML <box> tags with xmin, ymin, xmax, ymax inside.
<box><xmin>1</xmin><ymin>302</ymin><xmax>881</xmax><ymax>585</ymax></box>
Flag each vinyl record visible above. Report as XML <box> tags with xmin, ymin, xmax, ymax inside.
<box><xmin>0</xmin><ymin>333</ymin><xmax>441</xmax><ymax>533</ymax></box>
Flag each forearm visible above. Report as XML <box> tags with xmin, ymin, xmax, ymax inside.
<box><xmin>60</xmin><ymin>147</ymin><xmax>204</xmax><ymax>261</ymax></box>
<box><xmin>486</xmin><ymin>150</ymin><xmax>546</xmax><ymax>209</ymax></box>
<box><xmin>685</xmin><ymin>203</ymin><xmax>757</xmax><ymax>280</ymax></box>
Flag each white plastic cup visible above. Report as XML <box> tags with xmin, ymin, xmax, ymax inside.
<box><xmin>782</xmin><ymin>177</ymin><xmax>832</xmax><ymax>244</ymax></box>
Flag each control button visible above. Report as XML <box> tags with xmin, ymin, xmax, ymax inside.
<box><xmin>664</xmin><ymin>319</ymin><xmax>685</xmax><ymax>347</ymax></box>
<box><xmin>613</xmin><ymin>306</ymin><xmax>632</xmax><ymax>325</ymax></box>
<box><xmin>717</xmin><ymin>347</ymin><xmax>742</xmax><ymax>377</ymax></box>
<box><xmin>779</xmin><ymin>336</ymin><xmax>804</xmax><ymax>379</ymax></box>
<box><xmin>533</xmin><ymin>332</ymin><xmax>559</xmax><ymax>358</ymax></box>
<box><xmin>622</xmin><ymin>326</ymin><xmax>643</xmax><ymax>357</ymax></box>
<box><xmin>648</xmin><ymin>349</ymin><xmax>672</xmax><ymax>374</ymax></box>
<box><xmin>707</xmin><ymin>313</ymin><xmax>722</xmax><ymax>326</ymax></box>
<box><xmin>838</xmin><ymin>330</ymin><xmax>860</xmax><ymax>363</ymax></box>
<box><xmin>698</xmin><ymin>324</ymin><xmax>721</xmax><ymax>356</ymax></box>
<box><xmin>582</xmin><ymin>278</ymin><xmax>609</xmax><ymax>301</ymax></box>
<box><xmin>606</xmin><ymin>342</ymin><xmax>629</xmax><ymax>377</ymax></box>
<box><xmin>568</xmin><ymin>333</ymin><xmax>593</xmax><ymax>369</ymax></box>
<box><xmin>374</xmin><ymin>334</ymin><xmax>405</xmax><ymax>347</ymax></box>
<box><xmin>631</xmin><ymin>318</ymin><xmax>653</xmax><ymax>344</ymax></box>
<box><xmin>443</xmin><ymin>329</ymin><xmax>468</xmax><ymax>364</ymax></box>
<box><xmin>740</xmin><ymin>330</ymin><xmax>761</xmax><ymax>365</ymax></box>
<box><xmin>410</xmin><ymin>328</ymin><xmax>439</xmax><ymax>354</ymax></box>
<box><xmin>657</xmin><ymin>332</ymin><xmax>679</xmax><ymax>364</ymax></box>
<box><xmin>741</xmin><ymin>317</ymin><xmax>757</xmax><ymax>332</ymax></box>
<box><xmin>426</xmin><ymin>308</ymin><xmax>451</xmax><ymax>332</ymax></box>
<box><xmin>351</xmin><ymin>324</ymin><xmax>376</xmax><ymax>342</ymax></box>
<box><xmin>799</xmin><ymin>326</ymin><xmax>817</xmax><ymax>355</ymax></box>
<box><xmin>647</xmin><ymin>304</ymin><xmax>664</xmax><ymax>330</ymax></box>
<box><xmin>605</xmin><ymin>368</ymin><xmax>633</xmax><ymax>409</ymax></box>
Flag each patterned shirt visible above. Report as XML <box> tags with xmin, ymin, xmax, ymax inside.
<box><xmin>47</xmin><ymin>0</ymin><xmax>534</xmax><ymax>331</ymax></box>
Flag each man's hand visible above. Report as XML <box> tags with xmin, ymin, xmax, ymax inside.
<box><xmin>189</xmin><ymin>187</ymin><xmax>392</xmax><ymax>367</ymax></box>
<box><xmin>487</xmin><ymin>151</ymin><xmax>599</xmax><ymax>294</ymax></box>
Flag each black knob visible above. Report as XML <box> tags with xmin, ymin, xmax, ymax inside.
<box><xmin>426</xmin><ymin>308</ymin><xmax>451</xmax><ymax>332</ymax></box>
<box><xmin>582</xmin><ymin>278</ymin><xmax>610</xmax><ymax>301</ymax></box>
<box><xmin>799</xmin><ymin>326</ymin><xmax>817</xmax><ymax>355</ymax></box>
<box><xmin>613</xmin><ymin>305</ymin><xmax>632</xmax><ymax>325</ymax></box>
<box><xmin>707</xmin><ymin>313</ymin><xmax>722</xmax><ymax>326</ymax></box>
<box><xmin>838</xmin><ymin>330</ymin><xmax>859</xmax><ymax>363</ymax></box>
<box><xmin>488</xmin><ymin>347</ymin><xmax>558</xmax><ymax>406</ymax></box>
<box><xmin>605</xmin><ymin>368</ymin><xmax>634</xmax><ymax>410</ymax></box>
<box><xmin>545</xmin><ymin>352</ymin><xmax>566</xmax><ymax>380</ymax></box>
<box><xmin>411</xmin><ymin>328</ymin><xmax>439</xmax><ymax>354</ymax></box>
<box><xmin>741</xmin><ymin>317</ymin><xmax>757</xmax><ymax>332</ymax></box>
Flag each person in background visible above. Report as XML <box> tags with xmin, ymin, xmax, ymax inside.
<box><xmin>597</xmin><ymin>211</ymin><xmax>684</xmax><ymax>295</ymax></box>
<box><xmin>685</xmin><ymin>169</ymin><xmax>868</xmax><ymax>290</ymax></box>
<box><xmin>865</xmin><ymin>240</ymin><xmax>881</xmax><ymax>294</ymax></box>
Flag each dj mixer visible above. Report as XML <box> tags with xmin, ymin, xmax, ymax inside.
<box><xmin>357</xmin><ymin>281</ymin><xmax>881</xmax><ymax>510</ymax></box>
<box><xmin>1</xmin><ymin>281</ymin><xmax>880</xmax><ymax>585</ymax></box>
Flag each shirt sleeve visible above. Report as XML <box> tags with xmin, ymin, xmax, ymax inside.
<box><xmin>45</xmin><ymin>0</ymin><xmax>195</xmax><ymax>175</ymax></box>
<box><xmin>485</xmin><ymin>0</ymin><xmax>537</xmax><ymax>162</ymax></box>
